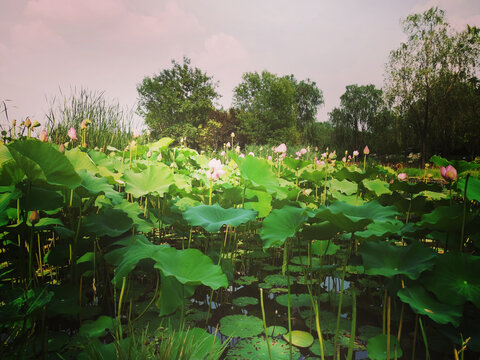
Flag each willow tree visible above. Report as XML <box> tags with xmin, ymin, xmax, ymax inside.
<box><xmin>385</xmin><ymin>7</ymin><xmax>480</xmax><ymax>164</ymax></box>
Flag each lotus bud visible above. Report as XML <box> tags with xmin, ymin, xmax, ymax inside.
<box><xmin>353</xmin><ymin>150</ymin><xmax>359</xmax><ymax>157</ymax></box>
<box><xmin>397</xmin><ymin>173</ymin><xmax>407</xmax><ymax>181</ymax></box>
<box><xmin>239</xmin><ymin>153</ymin><xmax>245</xmax><ymax>158</ymax></box>
<box><xmin>68</xmin><ymin>127</ymin><xmax>78</xmax><ymax>141</ymax></box>
<box><xmin>147</xmin><ymin>149</ymin><xmax>152</xmax><ymax>158</ymax></box>
<box><xmin>315</xmin><ymin>147</ymin><xmax>318</xmax><ymax>152</ymax></box>
<box><xmin>235</xmin><ymin>145</ymin><xmax>240</xmax><ymax>153</ymax></box>
<box><xmin>440</xmin><ymin>165</ymin><xmax>457</xmax><ymax>182</ymax></box>
<box><xmin>59</xmin><ymin>143</ymin><xmax>66</xmax><ymax>153</ymax></box>
<box><xmin>25</xmin><ymin>117</ymin><xmax>32</xmax><ymax>128</ymax></box>
<box><xmin>132</xmin><ymin>130</ymin><xmax>140</xmax><ymax>139</ymax></box>
<box><xmin>226</xmin><ymin>142</ymin><xmax>231</xmax><ymax>148</ymax></box>
<box><xmin>342</xmin><ymin>157</ymin><xmax>346</xmax><ymax>163</ymax></box>
<box><xmin>38</xmin><ymin>129</ymin><xmax>48</xmax><ymax>142</ymax></box>
<box><xmin>156</xmin><ymin>153</ymin><xmax>162</xmax><ymax>162</ymax></box>
<box><xmin>259</xmin><ymin>146</ymin><xmax>263</xmax><ymax>151</ymax></box>
<box><xmin>231</xmin><ymin>132</ymin><xmax>235</xmax><ymax>138</ymax></box>
<box><xmin>220</xmin><ymin>151</ymin><xmax>226</xmax><ymax>156</ymax></box>
<box><xmin>29</xmin><ymin>210</ymin><xmax>40</xmax><ymax>225</ymax></box>
<box><xmin>12</xmin><ymin>119</ymin><xmax>16</xmax><ymax>126</ymax></box>
<box><xmin>146</xmin><ymin>129</ymin><xmax>151</xmax><ymax>136</ymax></box>
<box><xmin>363</xmin><ymin>146</ymin><xmax>370</xmax><ymax>155</ymax></box>
<box><xmin>32</xmin><ymin>120</ymin><xmax>40</xmax><ymax>128</ymax></box>
<box><xmin>82</xmin><ymin>142</ymin><xmax>87</xmax><ymax>148</ymax></box>
<box><xmin>267</xmin><ymin>155</ymin><xmax>272</xmax><ymax>161</ymax></box>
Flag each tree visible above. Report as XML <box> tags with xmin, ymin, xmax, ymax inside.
<box><xmin>137</xmin><ymin>57</ymin><xmax>219</xmax><ymax>138</ymax></box>
<box><xmin>385</xmin><ymin>7</ymin><xmax>480</xmax><ymax>164</ymax></box>
<box><xmin>329</xmin><ymin>84</ymin><xmax>386</xmax><ymax>151</ymax></box>
<box><xmin>233</xmin><ymin>71</ymin><xmax>323</xmax><ymax>145</ymax></box>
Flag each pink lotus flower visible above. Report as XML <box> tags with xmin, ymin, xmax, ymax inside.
<box><xmin>342</xmin><ymin>157</ymin><xmax>346</xmax><ymax>163</ymax></box>
<box><xmin>239</xmin><ymin>153</ymin><xmax>245</xmax><ymax>158</ymax></box>
<box><xmin>39</xmin><ymin>129</ymin><xmax>48</xmax><ymax>142</ymax></box>
<box><xmin>267</xmin><ymin>155</ymin><xmax>272</xmax><ymax>161</ymax></box>
<box><xmin>300</xmin><ymin>148</ymin><xmax>307</xmax><ymax>154</ymax></box>
<box><xmin>220</xmin><ymin>151</ymin><xmax>226</xmax><ymax>156</ymax></box>
<box><xmin>68</xmin><ymin>127</ymin><xmax>78</xmax><ymax>141</ymax></box>
<box><xmin>353</xmin><ymin>150</ymin><xmax>359</xmax><ymax>157</ymax></box>
<box><xmin>363</xmin><ymin>146</ymin><xmax>370</xmax><ymax>155</ymax></box>
<box><xmin>440</xmin><ymin>165</ymin><xmax>457</xmax><ymax>182</ymax></box>
<box><xmin>321</xmin><ymin>152</ymin><xmax>327</xmax><ymax>158</ymax></box>
<box><xmin>397</xmin><ymin>173</ymin><xmax>407</xmax><ymax>181</ymax></box>
<box><xmin>226</xmin><ymin>142</ymin><xmax>231</xmax><ymax>148</ymax></box>
<box><xmin>274</xmin><ymin>143</ymin><xmax>287</xmax><ymax>154</ymax></box>
<box><xmin>295</xmin><ymin>151</ymin><xmax>302</xmax><ymax>157</ymax></box>
<box><xmin>248</xmin><ymin>152</ymin><xmax>254</xmax><ymax>156</ymax></box>
<box><xmin>207</xmin><ymin>159</ymin><xmax>226</xmax><ymax>181</ymax></box>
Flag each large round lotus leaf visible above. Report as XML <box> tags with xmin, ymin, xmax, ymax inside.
<box><xmin>290</xmin><ymin>256</ymin><xmax>322</xmax><ymax>267</ymax></box>
<box><xmin>300</xmin><ymin>169</ymin><xmax>327</xmax><ymax>186</ymax></box>
<box><xmin>330</xmin><ymin>179</ymin><xmax>358</xmax><ymax>195</ymax></box>
<box><xmin>8</xmin><ymin>139</ymin><xmax>81</xmax><ymax>188</ymax></box>
<box><xmin>235</xmin><ymin>155</ymin><xmax>281</xmax><ymax>195</ymax></box>
<box><xmin>333</xmin><ymin>166</ymin><xmax>379</xmax><ymax>183</ymax></box>
<box><xmin>220</xmin><ymin>315</ymin><xmax>263</xmax><ymax>338</ymax></box>
<box><xmin>260</xmin><ymin>206</ymin><xmax>308</xmax><ymax>249</ymax></box>
<box><xmin>79</xmin><ymin>315</ymin><xmax>115</xmax><ymax>338</ymax></box>
<box><xmin>65</xmin><ymin>147</ymin><xmax>98</xmax><ymax>173</ymax></box>
<box><xmin>122</xmin><ymin>164</ymin><xmax>173</xmax><ymax>197</ymax></box>
<box><xmin>82</xmin><ymin>207</ymin><xmax>133</xmax><ymax>237</ymax></box>
<box><xmin>76</xmin><ymin>169</ymin><xmax>122</xmax><ymax>204</ymax></box>
<box><xmin>283</xmin><ymin>330</ymin><xmax>314</xmax><ymax>347</ymax></box>
<box><xmin>312</xmin><ymin>240</ymin><xmax>340</xmax><ymax>256</ymax></box>
<box><xmin>266</xmin><ymin>326</ymin><xmax>288</xmax><ymax>337</ymax></box>
<box><xmin>244</xmin><ymin>189</ymin><xmax>272</xmax><ymax>218</ymax></box>
<box><xmin>359</xmin><ymin>240</ymin><xmax>436</xmax><ymax>280</ymax></box>
<box><xmin>355</xmin><ymin>220</ymin><xmax>405</xmax><ymax>241</ymax></box>
<box><xmin>457</xmin><ymin>177</ymin><xmax>480</xmax><ymax>203</ymax></box>
<box><xmin>113</xmin><ymin>199</ymin><xmax>153</xmax><ymax>233</ymax></box>
<box><xmin>283</xmin><ymin>157</ymin><xmax>311</xmax><ymax>171</ymax></box>
<box><xmin>397</xmin><ymin>285</ymin><xmax>462</xmax><ymax>326</ymax></box>
<box><xmin>226</xmin><ymin>337</ymin><xmax>300</xmax><ymax>359</ymax></box>
<box><xmin>367</xmin><ymin>334</ymin><xmax>402</xmax><ymax>360</ymax></box>
<box><xmin>418</xmin><ymin>204</ymin><xmax>476</xmax><ymax>233</ymax></box>
<box><xmin>302</xmin><ymin>221</ymin><xmax>341</xmax><ymax>241</ymax></box>
<box><xmin>233</xmin><ymin>297</ymin><xmax>258</xmax><ymax>307</ymax></box>
<box><xmin>315</xmin><ymin>201</ymin><xmax>399</xmax><ymax>233</ymax></box>
<box><xmin>183</xmin><ymin>203</ymin><xmax>257</xmax><ymax>232</ymax></box>
<box><xmin>310</xmin><ymin>338</ymin><xmax>335</xmax><ymax>357</ymax></box>
<box><xmin>362</xmin><ymin>178</ymin><xmax>391</xmax><ymax>196</ymax></box>
<box><xmin>423</xmin><ymin>251</ymin><xmax>480</xmax><ymax>307</ymax></box>
<box><xmin>107</xmin><ymin>236</ymin><xmax>227</xmax><ymax>290</ymax></box>
<box><xmin>276</xmin><ymin>293</ymin><xmax>312</xmax><ymax>307</ymax></box>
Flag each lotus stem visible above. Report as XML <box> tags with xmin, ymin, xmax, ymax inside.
<box><xmin>346</xmin><ymin>288</ymin><xmax>356</xmax><ymax>360</ymax></box>
<box><xmin>382</xmin><ymin>289</ymin><xmax>387</xmax><ymax>334</ymax></box>
<box><xmin>260</xmin><ymin>288</ymin><xmax>273</xmax><ymax>360</ymax></box>
<box><xmin>287</xmin><ymin>262</ymin><xmax>293</xmax><ymax>360</ymax></box>
<box><xmin>387</xmin><ymin>295</ymin><xmax>391</xmax><ymax>360</ymax></box>
<box><xmin>397</xmin><ymin>302</ymin><xmax>405</xmax><ymax>342</ymax></box>
<box><xmin>418</xmin><ymin>317</ymin><xmax>430</xmax><ymax>360</ymax></box>
<box><xmin>412</xmin><ymin>314</ymin><xmax>419</xmax><ymax>360</ymax></box>
<box><xmin>460</xmin><ymin>174</ymin><xmax>470</xmax><ymax>251</ymax></box>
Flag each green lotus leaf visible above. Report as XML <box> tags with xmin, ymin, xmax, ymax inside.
<box><xmin>112</xmin><ymin>199</ymin><xmax>154</xmax><ymax>233</ymax></box>
<box><xmin>333</xmin><ymin>166</ymin><xmax>379</xmax><ymax>183</ymax></box>
<box><xmin>22</xmin><ymin>185</ymin><xmax>63</xmax><ymax>211</ymax></box>
<box><xmin>302</xmin><ymin>221</ymin><xmax>341</xmax><ymax>241</ymax></box>
<box><xmin>235</xmin><ymin>276</ymin><xmax>258</xmax><ymax>285</ymax></box>
<box><xmin>149</xmin><ymin>137</ymin><xmax>174</xmax><ymax>152</ymax></box>
<box><xmin>79</xmin><ymin>315</ymin><xmax>115</xmax><ymax>338</ymax></box>
<box><xmin>260</xmin><ymin>206</ymin><xmax>308</xmax><ymax>249</ymax></box>
<box><xmin>418</xmin><ymin>204</ymin><xmax>476</xmax><ymax>233</ymax></box>
<box><xmin>0</xmin><ymin>159</ymin><xmax>25</xmax><ymax>186</ymax></box>
<box><xmin>397</xmin><ymin>285</ymin><xmax>462</xmax><ymax>326</ymax></box>
<box><xmin>283</xmin><ymin>157</ymin><xmax>311</xmax><ymax>171</ymax></box>
<box><xmin>423</xmin><ymin>251</ymin><xmax>480</xmax><ymax>307</ymax></box>
<box><xmin>310</xmin><ymin>338</ymin><xmax>335</xmax><ymax>357</ymax></box>
<box><xmin>266</xmin><ymin>326</ymin><xmax>288</xmax><ymax>337</ymax></box>
<box><xmin>390</xmin><ymin>180</ymin><xmax>442</xmax><ymax>194</ymax></box>
<box><xmin>366</xmin><ymin>334</ymin><xmax>402</xmax><ymax>360</ymax></box>
<box><xmin>226</xmin><ymin>337</ymin><xmax>300</xmax><ymax>359</ymax></box>
<box><xmin>183</xmin><ymin>203</ymin><xmax>257</xmax><ymax>232</ymax></box>
<box><xmin>65</xmin><ymin>148</ymin><xmax>98</xmax><ymax>173</ymax></box>
<box><xmin>300</xmin><ymin>169</ymin><xmax>327</xmax><ymax>186</ymax></box>
<box><xmin>232</xmin><ymin>296</ymin><xmax>258</xmax><ymax>307</ymax></box>
<box><xmin>259</xmin><ymin>274</ymin><xmax>288</xmax><ymax>289</ymax></box>
<box><xmin>235</xmin><ymin>155</ymin><xmax>283</xmax><ymax>196</ymax></box>
<box><xmin>276</xmin><ymin>293</ymin><xmax>312</xmax><ymax>307</ymax></box>
<box><xmin>0</xmin><ymin>143</ymin><xmax>12</xmax><ymax>164</ymax></box>
<box><xmin>312</xmin><ymin>240</ymin><xmax>340</xmax><ymax>256</ymax></box>
<box><xmin>283</xmin><ymin>330</ymin><xmax>314</xmax><ymax>347</ymax></box>
<box><xmin>355</xmin><ymin>220</ymin><xmax>405</xmax><ymax>241</ymax></box>
<box><xmin>358</xmin><ymin>325</ymin><xmax>382</xmax><ymax>342</ymax></box>
<box><xmin>82</xmin><ymin>207</ymin><xmax>133</xmax><ymax>237</ymax></box>
<box><xmin>363</xmin><ymin>178</ymin><xmax>392</xmax><ymax>196</ymax></box>
<box><xmin>457</xmin><ymin>177</ymin><xmax>480</xmax><ymax>203</ymax></box>
<box><xmin>430</xmin><ymin>155</ymin><xmax>480</xmax><ymax>174</ymax></box>
<box><xmin>157</xmin><ymin>273</ymin><xmax>195</xmax><ymax>316</ymax></box>
<box><xmin>220</xmin><ymin>314</ymin><xmax>263</xmax><ymax>338</ymax></box>
<box><xmin>122</xmin><ymin>163</ymin><xmax>173</xmax><ymax>198</ymax></box>
<box><xmin>315</xmin><ymin>201</ymin><xmax>399</xmax><ymax>233</ymax></box>
<box><xmin>76</xmin><ymin>169</ymin><xmax>122</xmax><ymax>203</ymax></box>
<box><xmin>8</xmin><ymin>139</ymin><xmax>81</xmax><ymax>188</ymax></box>
<box><xmin>244</xmin><ymin>189</ymin><xmax>272</xmax><ymax>218</ymax></box>
<box><xmin>304</xmin><ymin>310</ymin><xmax>351</xmax><ymax>335</ymax></box>
<box><xmin>108</xmin><ymin>236</ymin><xmax>227</xmax><ymax>290</ymax></box>
<box><xmin>359</xmin><ymin>240</ymin><xmax>436</xmax><ymax>280</ymax></box>
<box><xmin>330</xmin><ymin>179</ymin><xmax>358</xmax><ymax>195</ymax></box>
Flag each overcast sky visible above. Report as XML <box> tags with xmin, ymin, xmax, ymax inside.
<box><xmin>1</xmin><ymin>0</ymin><xmax>479</xmax><ymax>131</ymax></box>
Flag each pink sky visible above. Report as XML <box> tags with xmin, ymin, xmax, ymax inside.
<box><xmin>1</xmin><ymin>0</ymin><xmax>479</xmax><ymax>131</ymax></box>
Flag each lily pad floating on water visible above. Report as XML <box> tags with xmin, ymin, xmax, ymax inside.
<box><xmin>235</xmin><ymin>276</ymin><xmax>258</xmax><ymax>286</ymax></box>
<box><xmin>232</xmin><ymin>296</ymin><xmax>259</xmax><ymax>307</ymax></box>
<box><xmin>366</xmin><ymin>334</ymin><xmax>403</xmax><ymax>360</ymax></box>
<box><xmin>310</xmin><ymin>338</ymin><xmax>335</xmax><ymax>357</ymax></box>
<box><xmin>259</xmin><ymin>274</ymin><xmax>288</xmax><ymax>289</ymax></box>
<box><xmin>266</xmin><ymin>325</ymin><xmax>288</xmax><ymax>337</ymax></box>
<box><xmin>226</xmin><ymin>337</ymin><xmax>300</xmax><ymax>360</ymax></box>
<box><xmin>275</xmin><ymin>293</ymin><xmax>312</xmax><ymax>308</ymax></box>
<box><xmin>283</xmin><ymin>330</ymin><xmax>314</xmax><ymax>347</ymax></box>
<box><xmin>220</xmin><ymin>315</ymin><xmax>263</xmax><ymax>338</ymax></box>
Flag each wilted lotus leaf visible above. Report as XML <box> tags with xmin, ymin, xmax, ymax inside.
<box><xmin>183</xmin><ymin>203</ymin><xmax>257</xmax><ymax>232</ymax></box>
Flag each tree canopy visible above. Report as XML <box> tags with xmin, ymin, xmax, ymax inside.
<box><xmin>137</xmin><ymin>57</ymin><xmax>219</xmax><ymax>138</ymax></box>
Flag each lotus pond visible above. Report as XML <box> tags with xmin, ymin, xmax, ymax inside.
<box><xmin>1</xmin><ymin>138</ymin><xmax>480</xmax><ymax>359</ymax></box>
